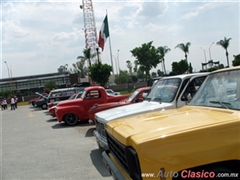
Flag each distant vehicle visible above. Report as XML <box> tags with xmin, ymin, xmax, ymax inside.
<box><xmin>105</xmin><ymin>89</ymin><xmax>120</xmax><ymax>96</ymax></box>
<box><xmin>29</xmin><ymin>93</ymin><xmax>48</xmax><ymax>107</ymax></box>
<box><xmin>48</xmin><ymin>90</ymin><xmax>84</xmax><ymax>118</ymax></box>
<box><xmin>105</xmin><ymin>82</ymin><xmax>117</xmax><ymax>88</ymax></box>
<box><xmin>55</xmin><ymin>86</ymin><xmax>130</xmax><ymax>126</ymax></box>
<box><xmin>88</xmin><ymin>86</ymin><xmax>151</xmax><ymax>125</ymax></box>
<box><xmin>34</xmin><ymin>87</ymin><xmax>84</xmax><ymax>110</ymax></box>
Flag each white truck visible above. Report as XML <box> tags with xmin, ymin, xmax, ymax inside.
<box><xmin>94</xmin><ymin>73</ymin><xmax>209</xmax><ymax>151</ymax></box>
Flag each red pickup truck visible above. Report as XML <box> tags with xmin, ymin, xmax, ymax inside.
<box><xmin>55</xmin><ymin>86</ymin><xmax>130</xmax><ymax>125</ymax></box>
<box><xmin>88</xmin><ymin>86</ymin><xmax>151</xmax><ymax>124</ymax></box>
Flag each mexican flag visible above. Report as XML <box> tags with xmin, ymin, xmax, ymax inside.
<box><xmin>98</xmin><ymin>15</ymin><xmax>109</xmax><ymax>51</ymax></box>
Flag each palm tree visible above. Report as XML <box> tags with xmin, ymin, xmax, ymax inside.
<box><xmin>175</xmin><ymin>42</ymin><xmax>191</xmax><ymax>64</ymax></box>
<box><xmin>216</xmin><ymin>37</ymin><xmax>232</xmax><ymax>67</ymax></box>
<box><xmin>69</xmin><ymin>59</ymin><xmax>88</xmax><ymax>78</ymax></box>
<box><xmin>157</xmin><ymin>46</ymin><xmax>171</xmax><ymax>74</ymax></box>
<box><xmin>126</xmin><ymin>60</ymin><xmax>133</xmax><ymax>76</ymax></box>
<box><xmin>77</xmin><ymin>48</ymin><xmax>96</xmax><ymax>67</ymax></box>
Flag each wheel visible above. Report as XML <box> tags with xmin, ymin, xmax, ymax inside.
<box><xmin>64</xmin><ymin>114</ymin><xmax>78</xmax><ymax>126</ymax></box>
<box><xmin>41</xmin><ymin>103</ymin><xmax>47</xmax><ymax>110</ymax></box>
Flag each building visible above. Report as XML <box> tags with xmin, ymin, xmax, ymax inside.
<box><xmin>0</xmin><ymin>72</ymin><xmax>78</xmax><ymax>95</ymax></box>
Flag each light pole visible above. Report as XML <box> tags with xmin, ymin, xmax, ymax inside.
<box><xmin>112</xmin><ymin>55</ymin><xmax>118</xmax><ymax>75</ymax></box>
<box><xmin>209</xmin><ymin>42</ymin><xmax>214</xmax><ymax>61</ymax></box>
<box><xmin>200</xmin><ymin>47</ymin><xmax>207</xmax><ymax>63</ymax></box>
<box><xmin>117</xmin><ymin>50</ymin><xmax>120</xmax><ymax>74</ymax></box>
<box><xmin>96</xmin><ymin>47</ymin><xmax>100</xmax><ymax>64</ymax></box>
<box><xmin>4</xmin><ymin>61</ymin><xmax>12</xmax><ymax>94</ymax></box>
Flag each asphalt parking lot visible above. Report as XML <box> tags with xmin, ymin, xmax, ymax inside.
<box><xmin>1</xmin><ymin>105</ymin><xmax>112</xmax><ymax>180</ymax></box>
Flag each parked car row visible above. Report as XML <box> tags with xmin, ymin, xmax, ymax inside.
<box><xmin>30</xmin><ymin>67</ymin><xmax>240</xmax><ymax>180</ymax></box>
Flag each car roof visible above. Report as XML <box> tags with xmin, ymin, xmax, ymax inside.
<box><xmin>161</xmin><ymin>72</ymin><xmax>210</xmax><ymax>80</ymax></box>
<box><xmin>50</xmin><ymin>87</ymin><xmax>83</xmax><ymax>92</ymax></box>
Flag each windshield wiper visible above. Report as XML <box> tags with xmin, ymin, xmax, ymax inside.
<box><xmin>152</xmin><ymin>97</ymin><xmax>162</xmax><ymax>104</ymax></box>
<box><xmin>145</xmin><ymin>98</ymin><xmax>151</xmax><ymax>102</ymax></box>
<box><xmin>209</xmin><ymin>101</ymin><xmax>232</xmax><ymax>110</ymax></box>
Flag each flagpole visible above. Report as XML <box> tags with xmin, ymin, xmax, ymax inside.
<box><xmin>106</xmin><ymin>10</ymin><xmax>115</xmax><ymax>81</ymax></box>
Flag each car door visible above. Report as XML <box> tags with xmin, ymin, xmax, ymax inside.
<box><xmin>176</xmin><ymin>74</ymin><xmax>209</xmax><ymax>108</ymax></box>
<box><xmin>83</xmin><ymin>90</ymin><xmax>103</xmax><ymax>119</ymax></box>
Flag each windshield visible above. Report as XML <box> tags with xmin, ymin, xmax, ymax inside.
<box><xmin>146</xmin><ymin>78</ymin><xmax>181</xmax><ymax>103</ymax></box>
<box><xmin>125</xmin><ymin>90</ymin><xmax>139</xmax><ymax>102</ymax></box>
<box><xmin>75</xmin><ymin>91</ymin><xmax>84</xmax><ymax>99</ymax></box>
<box><xmin>188</xmin><ymin>69</ymin><xmax>240</xmax><ymax>110</ymax></box>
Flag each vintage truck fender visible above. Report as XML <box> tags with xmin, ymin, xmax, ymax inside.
<box><xmin>56</xmin><ymin>105</ymin><xmax>83</xmax><ymax>122</ymax></box>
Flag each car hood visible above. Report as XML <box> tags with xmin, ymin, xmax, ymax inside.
<box><xmin>95</xmin><ymin>101</ymin><xmax>173</xmax><ymax>123</ymax></box>
<box><xmin>106</xmin><ymin>106</ymin><xmax>240</xmax><ymax>145</ymax></box>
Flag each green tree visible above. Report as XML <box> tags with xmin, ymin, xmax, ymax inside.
<box><xmin>131</xmin><ymin>41</ymin><xmax>162</xmax><ymax>80</ymax></box>
<box><xmin>151</xmin><ymin>72</ymin><xmax>157</xmax><ymax>78</ymax></box>
<box><xmin>131</xmin><ymin>75</ymin><xmax>138</xmax><ymax>83</ymax></box>
<box><xmin>69</xmin><ymin>59</ymin><xmax>88</xmax><ymax>78</ymax></box>
<box><xmin>175</xmin><ymin>42</ymin><xmax>191</xmax><ymax>64</ymax></box>
<box><xmin>137</xmin><ymin>69</ymin><xmax>145</xmax><ymax>80</ymax></box>
<box><xmin>157</xmin><ymin>46</ymin><xmax>171</xmax><ymax>74</ymax></box>
<box><xmin>114</xmin><ymin>70</ymin><xmax>131</xmax><ymax>84</ymax></box>
<box><xmin>126</xmin><ymin>60</ymin><xmax>133</xmax><ymax>76</ymax></box>
<box><xmin>133</xmin><ymin>60</ymin><xmax>138</xmax><ymax>72</ymax></box>
<box><xmin>216</xmin><ymin>37</ymin><xmax>232</xmax><ymax>67</ymax></box>
<box><xmin>232</xmin><ymin>54</ymin><xmax>240</xmax><ymax>66</ymax></box>
<box><xmin>171</xmin><ymin>59</ymin><xmax>189</xmax><ymax>75</ymax></box>
<box><xmin>157</xmin><ymin>69</ymin><xmax>164</xmax><ymax>77</ymax></box>
<box><xmin>0</xmin><ymin>89</ymin><xmax>11</xmax><ymax>98</ymax></box>
<box><xmin>44</xmin><ymin>80</ymin><xmax>57</xmax><ymax>90</ymax></box>
<box><xmin>89</xmin><ymin>62</ymin><xmax>112</xmax><ymax>86</ymax></box>
<box><xmin>77</xmin><ymin>48</ymin><xmax>96</xmax><ymax>67</ymax></box>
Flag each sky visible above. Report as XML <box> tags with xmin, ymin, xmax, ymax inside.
<box><xmin>1</xmin><ymin>0</ymin><xmax>240</xmax><ymax>79</ymax></box>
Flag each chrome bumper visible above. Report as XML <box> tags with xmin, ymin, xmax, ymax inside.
<box><xmin>102</xmin><ymin>150</ymin><xmax>126</xmax><ymax>180</ymax></box>
<box><xmin>93</xmin><ymin>130</ymin><xmax>109</xmax><ymax>150</ymax></box>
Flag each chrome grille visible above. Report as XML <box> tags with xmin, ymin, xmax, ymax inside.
<box><xmin>106</xmin><ymin>133</ymin><xmax>142</xmax><ymax>180</ymax></box>
<box><xmin>107</xmin><ymin>133</ymin><xmax>129</xmax><ymax>172</ymax></box>
<box><xmin>95</xmin><ymin>118</ymin><xmax>106</xmax><ymax>138</ymax></box>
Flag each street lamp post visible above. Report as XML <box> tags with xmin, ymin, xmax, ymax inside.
<box><xmin>96</xmin><ymin>47</ymin><xmax>100</xmax><ymax>64</ymax></box>
<box><xmin>200</xmin><ymin>47</ymin><xmax>207</xmax><ymax>63</ymax></box>
<box><xmin>4</xmin><ymin>61</ymin><xmax>12</xmax><ymax>94</ymax></box>
<box><xmin>209</xmin><ymin>42</ymin><xmax>214</xmax><ymax>60</ymax></box>
<box><xmin>117</xmin><ymin>50</ymin><xmax>120</xmax><ymax>74</ymax></box>
<box><xmin>112</xmin><ymin>55</ymin><xmax>118</xmax><ymax>75</ymax></box>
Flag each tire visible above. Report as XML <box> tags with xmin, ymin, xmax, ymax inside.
<box><xmin>64</xmin><ymin>114</ymin><xmax>78</xmax><ymax>126</ymax></box>
<box><xmin>41</xmin><ymin>103</ymin><xmax>47</xmax><ymax>110</ymax></box>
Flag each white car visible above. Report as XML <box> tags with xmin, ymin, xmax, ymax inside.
<box><xmin>94</xmin><ymin>73</ymin><xmax>209</xmax><ymax>151</ymax></box>
<box><xmin>105</xmin><ymin>89</ymin><xmax>120</xmax><ymax>96</ymax></box>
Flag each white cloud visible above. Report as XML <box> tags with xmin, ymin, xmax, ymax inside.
<box><xmin>1</xmin><ymin>1</ymin><xmax>239</xmax><ymax>79</ymax></box>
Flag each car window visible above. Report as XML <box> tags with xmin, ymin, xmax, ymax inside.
<box><xmin>147</xmin><ymin>78</ymin><xmax>181</xmax><ymax>103</ymax></box>
<box><xmin>189</xmin><ymin>69</ymin><xmax>240</xmax><ymax>110</ymax></box>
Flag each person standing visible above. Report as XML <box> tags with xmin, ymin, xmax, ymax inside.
<box><xmin>3</xmin><ymin>98</ymin><xmax>7</xmax><ymax>110</ymax></box>
<box><xmin>10</xmin><ymin>97</ymin><xmax>15</xmax><ymax>110</ymax></box>
<box><xmin>1</xmin><ymin>99</ymin><xmax>4</xmax><ymax>110</ymax></box>
<box><xmin>14</xmin><ymin>96</ymin><xmax>18</xmax><ymax>109</ymax></box>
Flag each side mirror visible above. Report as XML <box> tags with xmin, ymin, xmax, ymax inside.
<box><xmin>142</xmin><ymin>93</ymin><xmax>148</xmax><ymax>99</ymax></box>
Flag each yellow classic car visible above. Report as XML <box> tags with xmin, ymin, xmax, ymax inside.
<box><xmin>102</xmin><ymin>66</ymin><xmax>240</xmax><ymax>180</ymax></box>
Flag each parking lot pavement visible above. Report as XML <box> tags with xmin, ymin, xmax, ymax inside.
<box><xmin>1</xmin><ymin>105</ymin><xmax>112</xmax><ymax>180</ymax></box>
